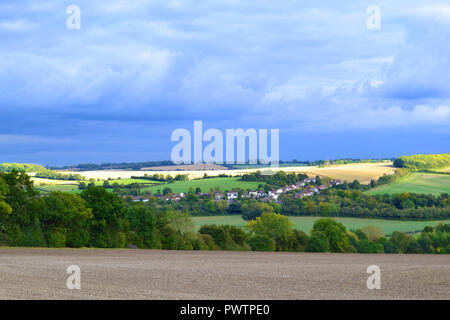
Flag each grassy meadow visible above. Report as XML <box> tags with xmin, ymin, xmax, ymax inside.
<box><xmin>141</xmin><ymin>177</ymin><xmax>261</xmax><ymax>194</ymax></box>
<box><xmin>192</xmin><ymin>215</ymin><xmax>450</xmax><ymax>235</ymax></box>
<box><xmin>36</xmin><ymin>184</ymin><xmax>79</xmax><ymax>193</ymax></box>
<box><xmin>366</xmin><ymin>173</ymin><xmax>450</xmax><ymax>196</ymax></box>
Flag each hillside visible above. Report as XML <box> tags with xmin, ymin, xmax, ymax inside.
<box><xmin>366</xmin><ymin>172</ymin><xmax>450</xmax><ymax>196</ymax></box>
<box><xmin>0</xmin><ymin>163</ymin><xmax>46</xmax><ymax>172</ymax></box>
<box><xmin>394</xmin><ymin>153</ymin><xmax>450</xmax><ymax>170</ymax></box>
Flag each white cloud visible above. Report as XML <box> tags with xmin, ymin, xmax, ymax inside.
<box><xmin>319</xmin><ymin>105</ymin><xmax>450</xmax><ymax>130</ymax></box>
<box><xmin>412</xmin><ymin>5</ymin><xmax>450</xmax><ymax>24</ymax></box>
<box><xmin>0</xmin><ymin>20</ymin><xmax>35</xmax><ymax>31</ymax></box>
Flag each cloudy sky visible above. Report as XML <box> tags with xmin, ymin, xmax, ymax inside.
<box><xmin>1</xmin><ymin>0</ymin><xmax>449</xmax><ymax>165</ymax></box>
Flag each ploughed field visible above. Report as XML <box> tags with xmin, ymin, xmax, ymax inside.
<box><xmin>0</xmin><ymin>248</ymin><xmax>448</xmax><ymax>300</ymax></box>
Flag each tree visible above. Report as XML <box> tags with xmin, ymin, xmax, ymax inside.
<box><xmin>227</xmin><ymin>201</ymin><xmax>242</xmax><ymax>215</ymax></box>
<box><xmin>393</xmin><ymin>158</ymin><xmax>406</xmax><ymax>168</ymax></box>
<box><xmin>246</xmin><ymin>213</ymin><xmax>294</xmax><ymax>251</ymax></box>
<box><xmin>288</xmin><ymin>230</ymin><xmax>309</xmax><ymax>252</ymax></box>
<box><xmin>167</xmin><ymin>210</ymin><xmax>195</xmax><ymax>236</ymax></box>
<box><xmin>78</xmin><ymin>182</ymin><xmax>87</xmax><ymax>190</ymax></box>
<box><xmin>355</xmin><ymin>239</ymin><xmax>383</xmax><ymax>253</ymax></box>
<box><xmin>80</xmin><ymin>186</ymin><xmax>127</xmax><ymax>248</ymax></box>
<box><xmin>315</xmin><ymin>175</ymin><xmax>322</xmax><ymax>186</ymax></box>
<box><xmin>361</xmin><ymin>226</ymin><xmax>385</xmax><ymax>242</ymax></box>
<box><xmin>126</xmin><ymin>203</ymin><xmax>157</xmax><ymax>248</ymax></box>
<box><xmin>406</xmin><ymin>240</ymin><xmax>423</xmax><ymax>253</ymax></box>
<box><xmin>0</xmin><ymin>169</ymin><xmax>42</xmax><ymax>246</ymax></box>
<box><xmin>248</xmin><ymin>235</ymin><xmax>276</xmax><ymax>251</ymax></box>
<box><xmin>198</xmin><ymin>224</ymin><xmax>247</xmax><ymax>250</ymax></box>
<box><xmin>310</xmin><ymin>218</ymin><xmax>350</xmax><ymax>252</ymax></box>
<box><xmin>306</xmin><ymin>231</ymin><xmax>329</xmax><ymax>252</ymax></box>
<box><xmin>383</xmin><ymin>241</ymin><xmax>399</xmax><ymax>253</ymax></box>
<box><xmin>242</xmin><ymin>201</ymin><xmax>273</xmax><ymax>221</ymax></box>
<box><xmin>0</xmin><ymin>177</ymin><xmax>12</xmax><ymax>221</ymax></box>
<box><xmin>389</xmin><ymin>231</ymin><xmax>414</xmax><ymax>253</ymax></box>
<box><xmin>349</xmin><ymin>180</ymin><xmax>361</xmax><ymax>189</ymax></box>
<box><xmin>41</xmin><ymin>192</ymin><xmax>92</xmax><ymax>248</ymax></box>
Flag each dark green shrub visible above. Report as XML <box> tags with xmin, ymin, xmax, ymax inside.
<box><xmin>306</xmin><ymin>232</ymin><xmax>330</xmax><ymax>252</ymax></box>
<box><xmin>248</xmin><ymin>235</ymin><xmax>276</xmax><ymax>251</ymax></box>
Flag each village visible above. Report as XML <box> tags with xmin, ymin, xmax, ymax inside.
<box><xmin>126</xmin><ymin>177</ymin><xmax>343</xmax><ymax>203</ymax></box>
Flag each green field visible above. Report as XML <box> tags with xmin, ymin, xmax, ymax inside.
<box><xmin>366</xmin><ymin>173</ymin><xmax>450</xmax><ymax>196</ymax></box>
<box><xmin>140</xmin><ymin>177</ymin><xmax>261</xmax><ymax>194</ymax></box>
<box><xmin>36</xmin><ymin>184</ymin><xmax>80</xmax><ymax>193</ymax></box>
<box><xmin>192</xmin><ymin>215</ymin><xmax>450</xmax><ymax>235</ymax></box>
<box><xmin>36</xmin><ymin>178</ymin><xmax>160</xmax><ymax>194</ymax></box>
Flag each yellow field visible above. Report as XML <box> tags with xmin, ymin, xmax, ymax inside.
<box><xmin>56</xmin><ymin>162</ymin><xmax>394</xmax><ymax>184</ymax></box>
<box><xmin>30</xmin><ymin>177</ymin><xmax>76</xmax><ymax>186</ymax></box>
<box><xmin>293</xmin><ymin>162</ymin><xmax>395</xmax><ymax>184</ymax></box>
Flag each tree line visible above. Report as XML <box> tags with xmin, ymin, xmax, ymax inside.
<box><xmin>394</xmin><ymin>153</ymin><xmax>450</xmax><ymax>170</ymax></box>
<box><xmin>0</xmin><ymin>170</ymin><xmax>448</xmax><ymax>253</ymax></box>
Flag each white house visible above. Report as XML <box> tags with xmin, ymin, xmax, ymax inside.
<box><xmin>227</xmin><ymin>191</ymin><xmax>238</xmax><ymax>200</ymax></box>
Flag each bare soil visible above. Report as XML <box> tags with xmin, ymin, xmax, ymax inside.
<box><xmin>0</xmin><ymin>248</ymin><xmax>448</xmax><ymax>300</ymax></box>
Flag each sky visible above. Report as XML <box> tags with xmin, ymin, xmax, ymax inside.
<box><xmin>0</xmin><ymin>0</ymin><xmax>449</xmax><ymax>166</ymax></box>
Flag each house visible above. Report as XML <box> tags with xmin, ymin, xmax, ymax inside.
<box><xmin>214</xmin><ymin>192</ymin><xmax>224</xmax><ymax>200</ymax></box>
<box><xmin>331</xmin><ymin>179</ymin><xmax>343</xmax><ymax>185</ymax></box>
<box><xmin>268</xmin><ymin>193</ymin><xmax>279</xmax><ymax>201</ymax></box>
<box><xmin>227</xmin><ymin>191</ymin><xmax>238</xmax><ymax>200</ymax></box>
<box><xmin>197</xmin><ymin>192</ymin><xmax>211</xmax><ymax>198</ymax></box>
<box><xmin>249</xmin><ymin>190</ymin><xmax>258</xmax><ymax>198</ymax></box>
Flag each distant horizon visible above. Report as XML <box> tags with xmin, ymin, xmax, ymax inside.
<box><xmin>3</xmin><ymin>155</ymin><xmax>403</xmax><ymax>168</ymax></box>
<box><xmin>1</xmin><ymin>1</ymin><xmax>449</xmax><ymax>165</ymax></box>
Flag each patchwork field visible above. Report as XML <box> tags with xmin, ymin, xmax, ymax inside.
<box><xmin>192</xmin><ymin>215</ymin><xmax>450</xmax><ymax>235</ymax></box>
<box><xmin>57</xmin><ymin>162</ymin><xmax>395</xmax><ymax>183</ymax></box>
<box><xmin>90</xmin><ymin>178</ymin><xmax>160</xmax><ymax>185</ymax></box>
<box><xmin>31</xmin><ymin>177</ymin><xmax>76</xmax><ymax>186</ymax></box>
<box><xmin>34</xmin><ymin>178</ymin><xmax>160</xmax><ymax>194</ymax></box>
<box><xmin>141</xmin><ymin>177</ymin><xmax>261</xmax><ymax>194</ymax></box>
<box><xmin>0</xmin><ymin>248</ymin><xmax>448</xmax><ymax>300</ymax></box>
<box><xmin>366</xmin><ymin>173</ymin><xmax>450</xmax><ymax>196</ymax></box>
